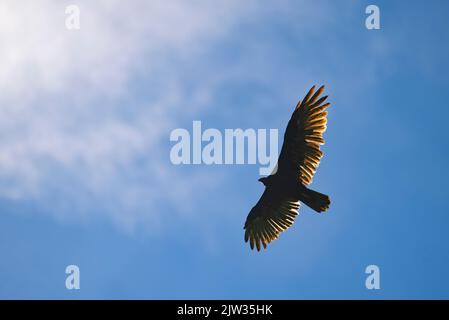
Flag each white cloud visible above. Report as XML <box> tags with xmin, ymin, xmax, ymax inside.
<box><xmin>0</xmin><ymin>0</ymin><xmax>255</xmax><ymax>230</ymax></box>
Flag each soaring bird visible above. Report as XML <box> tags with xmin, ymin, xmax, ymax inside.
<box><xmin>244</xmin><ymin>85</ymin><xmax>331</xmax><ymax>251</ymax></box>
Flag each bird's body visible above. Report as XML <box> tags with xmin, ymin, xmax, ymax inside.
<box><xmin>244</xmin><ymin>85</ymin><xmax>331</xmax><ymax>251</ymax></box>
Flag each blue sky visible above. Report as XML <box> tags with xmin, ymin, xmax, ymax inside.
<box><xmin>1</xmin><ymin>0</ymin><xmax>449</xmax><ymax>299</ymax></box>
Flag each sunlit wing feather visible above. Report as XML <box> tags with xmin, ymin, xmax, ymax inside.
<box><xmin>277</xmin><ymin>85</ymin><xmax>330</xmax><ymax>185</ymax></box>
<box><xmin>244</xmin><ymin>188</ymin><xmax>300</xmax><ymax>251</ymax></box>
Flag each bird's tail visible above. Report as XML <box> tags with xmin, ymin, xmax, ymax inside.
<box><xmin>299</xmin><ymin>187</ymin><xmax>330</xmax><ymax>213</ymax></box>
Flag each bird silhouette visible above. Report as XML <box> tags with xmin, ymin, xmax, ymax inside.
<box><xmin>244</xmin><ymin>85</ymin><xmax>331</xmax><ymax>251</ymax></box>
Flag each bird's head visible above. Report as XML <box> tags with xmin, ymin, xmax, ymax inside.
<box><xmin>258</xmin><ymin>176</ymin><xmax>269</xmax><ymax>186</ymax></box>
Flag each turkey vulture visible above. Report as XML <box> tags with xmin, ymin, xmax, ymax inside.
<box><xmin>244</xmin><ymin>85</ymin><xmax>331</xmax><ymax>251</ymax></box>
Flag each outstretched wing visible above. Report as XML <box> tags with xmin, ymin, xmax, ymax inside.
<box><xmin>244</xmin><ymin>187</ymin><xmax>300</xmax><ymax>251</ymax></box>
<box><xmin>277</xmin><ymin>85</ymin><xmax>330</xmax><ymax>185</ymax></box>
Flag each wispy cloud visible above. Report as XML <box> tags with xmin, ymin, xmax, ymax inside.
<box><xmin>0</xmin><ymin>0</ymin><xmax>257</xmax><ymax>230</ymax></box>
